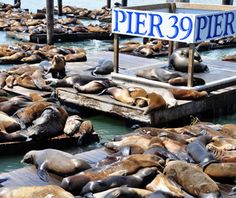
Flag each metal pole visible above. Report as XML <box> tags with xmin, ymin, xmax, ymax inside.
<box><xmin>46</xmin><ymin>0</ymin><xmax>54</xmax><ymax>45</ymax></box>
<box><xmin>121</xmin><ymin>0</ymin><xmax>127</xmax><ymax>7</ymax></box>
<box><xmin>107</xmin><ymin>0</ymin><xmax>111</xmax><ymax>8</ymax></box>
<box><xmin>187</xmin><ymin>44</ymin><xmax>194</xmax><ymax>87</ymax></box>
<box><xmin>58</xmin><ymin>0</ymin><xmax>63</xmax><ymax>16</ymax></box>
<box><xmin>168</xmin><ymin>3</ymin><xmax>176</xmax><ymax>57</ymax></box>
<box><xmin>114</xmin><ymin>34</ymin><xmax>119</xmax><ymax>73</ymax></box>
<box><xmin>222</xmin><ymin>0</ymin><xmax>233</xmax><ymax>5</ymax></box>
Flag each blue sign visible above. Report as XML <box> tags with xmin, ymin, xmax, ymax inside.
<box><xmin>112</xmin><ymin>8</ymin><xmax>236</xmax><ymax>43</ymax></box>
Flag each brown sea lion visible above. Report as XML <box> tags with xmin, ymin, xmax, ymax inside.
<box><xmin>74</xmin><ymin>79</ymin><xmax>115</xmax><ymax>94</ymax></box>
<box><xmin>5</xmin><ymin>74</ymin><xmax>16</xmax><ymax>88</ymax></box>
<box><xmin>220</xmin><ymin>124</ymin><xmax>236</xmax><ymax>138</ymax></box>
<box><xmin>136</xmin><ymin>68</ymin><xmax>181</xmax><ymax>82</ymax></box>
<box><xmin>222</xmin><ymin>54</ymin><xmax>236</xmax><ymax>62</ymax></box>
<box><xmin>0</xmin><ymin>185</ymin><xmax>74</xmax><ymax>198</ymax></box>
<box><xmin>7</xmin><ymin>65</ymin><xmax>42</xmax><ymax>75</ymax></box>
<box><xmin>204</xmin><ymin>162</ymin><xmax>236</xmax><ymax>178</ymax></box>
<box><xmin>133</xmin><ymin>45</ymin><xmax>154</xmax><ymax>58</ymax></box>
<box><xmin>170</xmin><ymin>89</ymin><xmax>208</xmax><ymax>100</ymax></box>
<box><xmin>169</xmin><ymin>48</ymin><xmax>209</xmax><ymax>73</ymax></box>
<box><xmin>168</xmin><ymin>76</ymin><xmax>205</xmax><ymax>86</ymax></box>
<box><xmin>61</xmin><ymin>154</ymin><xmax>165</xmax><ymax>194</ymax></box>
<box><xmin>207</xmin><ymin>146</ymin><xmax>236</xmax><ymax>163</ymax></box>
<box><xmin>143</xmin><ymin>92</ymin><xmax>167</xmax><ymax>115</ymax></box>
<box><xmin>0</xmin><ymin>52</ymin><xmax>25</xmax><ymax>64</ymax></box>
<box><xmin>0</xmin><ymin>111</ymin><xmax>21</xmax><ymax>133</ymax></box>
<box><xmin>64</xmin><ymin>52</ymin><xmax>87</xmax><ymax>62</ymax></box>
<box><xmin>207</xmin><ymin>136</ymin><xmax>236</xmax><ymax>151</ymax></box>
<box><xmin>64</xmin><ymin>115</ymin><xmax>83</xmax><ymax>136</ymax></box>
<box><xmin>22</xmin><ymin>149</ymin><xmax>91</xmax><ymax>182</ymax></box>
<box><xmin>146</xmin><ymin>172</ymin><xmax>184</xmax><ymax>197</ymax></box>
<box><xmin>164</xmin><ymin>161</ymin><xmax>221</xmax><ymax>198</ymax></box>
<box><xmin>187</xmin><ymin>135</ymin><xmax>217</xmax><ymax>167</ymax></box>
<box><xmin>0</xmin><ymin>72</ymin><xmax>8</xmax><ymax>88</ymax></box>
<box><xmin>104</xmin><ymin>87</ymin><xmax>135</xmax><ymax>105</ymax></box>
<box><xmin>14</xmin><ymin>101</ymin><xmax>52</xmax><ymax>126</ymax></box>
<box><xmin>81</xmin><ymin>167</ymin><xmax>157</xmax><ymax>194</ymax></box>
<box><xmin>21</xmin><ymin>54</ymin><xmax>43</xmax><ymax>64</ymax></box>
<box><xmin>76</xmin><ymin>120</ymin><xmax>96</xmax><ymax>145</ymax></box>
<box><xmin>48</xmin><ymin>54</ymin><xmax>66</xmax><ymax>79</ymax></box>
<box><xmin>129</xmin><ymin>87</ymin><xmax>148</xmax><ymax>107</ymax></box>
<box><xmin>90</xmin><ymin>187</ymin><xmax>152</xmax><ymax>198</ymax></box>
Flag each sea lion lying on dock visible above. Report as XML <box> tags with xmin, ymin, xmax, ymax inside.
<box><xmin>222</xmin><ymin>54</ymin><xmax>236</xmax><ymax>62</ymax></box>
<box><xmin>0</xmin><ymin>111</ymin><xmax>21</xmax><ymax>133</ymax></box>
<box><xmin>21</xmin><ymin>149</ymin><xmax>91</xmax><ymax>181</ymax></box>
<box><xmin>47</xmin><ymin>54</ymin><xmax>66</xmax><ymax>79</ymax></box>
<box><xmin>0</xmin><ymin>185</ymin><xmax>74</xmax><ymax>198</ymax></box>
<box><xmin>170</xmin><ymin>89</ymin><xmax>208</xmax><ymax>100</ymax></box>
<box><xmin>88</xmin><ymin>59</ymin><xmax>114</xmax><ymax>76</ymax></box>
<box><xmin>169</xmin><ymin>48</ymin><xmax>209</xmax><ymax>73</ymax></box>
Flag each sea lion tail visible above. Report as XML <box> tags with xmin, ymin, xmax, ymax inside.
<box><xmin>37</xmin><ymin>167</ymin><xmax>49</xmax><ymax>182</ymax></box>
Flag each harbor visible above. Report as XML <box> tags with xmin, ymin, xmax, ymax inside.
<box><xmin>0</xmin><ymin>0</ymin><xmax>236</xmax><ymax>197</ymax></box>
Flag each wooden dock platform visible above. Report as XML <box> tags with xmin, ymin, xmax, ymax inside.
<box><xmin>56</xmin><ymin>51</ymin><xmax>236</xmax><ymax>126</ymax></box>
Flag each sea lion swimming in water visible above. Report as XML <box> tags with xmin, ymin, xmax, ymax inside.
<box><xmin>21</xmin><ymin>149</ymin><xmax>91</xmax><ymax>181</ymax></box>
<box><xmin>169</xmin><ymin>48</ymin><xmax>209</xmax><ymax>73</ymax></box>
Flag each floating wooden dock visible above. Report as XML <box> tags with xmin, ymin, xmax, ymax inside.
<box><xmin>0</xmin><ymin>148</ymin><xmax>109</xmax><ymax>187</ymax></box>
<box><xmin>56</xmin><ymin>51</ymin><xmax>236</xmax><ymax>126</ymax></box>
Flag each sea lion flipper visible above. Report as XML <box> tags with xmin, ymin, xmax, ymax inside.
<box><xmin>32</xmin><ymin>78</ymin><xmax>43</xmax><ymax>89</ymax></box>
<box><xmin>37</xmin><ymin>161</ymin><xmax>49</xmax><ymax>182</ymax></box>
<box><xmin>0</xmin><ymin>177</ymin><xmax>9</xmax><ymax>184</ymax></box>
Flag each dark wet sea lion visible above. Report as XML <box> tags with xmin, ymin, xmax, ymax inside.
<box><xmin>170</xmin><ymin>89</ymin><xmax>208</xmax><ymax>100</ymax></box>
<box><xmin>0</xmin><ymin>72</ymin><xmax>8</xmax><ymax>88</ymax></box>
<box><xmin>81</xmin><ymin>167</ymin><xmax>157</xmax><ymax>194</ymax></box>
<box><xmin>169</xmin><ymin>48</ymin><xmax>209</xmax><ymax>73</ymax></box>
<box><xmin>89</xmin><ymin>59</ymin><xmax>114</xmax><ymax>76</ymax></box>
<box><xmin>104</xmin><ymin>87</ymin><xmax>135</xmax><ymax>105</ymax></box>
<box><xmin>164</xmin><ymin>161</ymin><xmax>222</xmax><ymax>198</ymax></box>
<box><xmin>146</xmin><ymin>172</ymin><xmax>184</xmax><ymax>197</ymax></box>
<box><xmin>74</xmin><ymin>79</ymin><xmax>115</xmax><ymax>94</ymax></box>
<box><xmin>204</xmin><ymin>162</ymin><xmax>236</xmax><ymax>178</ymax></box>
<box><xmin>136</xmin><ymin>68</ymin><xmax>181</xmax><ymax>82</ymax></box>
<box><xmin>0</xmin><ymin>185</ymin><xmax>74</xmax><ymax>198</ymax></box>
<box><xmin>25</xmin><ymin>105</ymin><xmax>68</xmax><ymax>140</ymax></box>
<box><xmin>0</xmin><ymin>131</ymin><xmax>27</xmax><ymax>143</ymax></box>
<box><xmin>22</xmin><ymin>149</ymin><xmax>91</xmax><ymax>181</ymax></box>
<box><xmin>187</xmin><ymin>135</ymin><xmax>217</xmax><ymax>167</ymax></box>
<box><xmin>0</xmin><ymin>111</ymin><xmax>21</xmax><ymax>133</ymax></box>
<box><xmin>61</xmin><ymin>154</ymin><xmax>164</xmax><ymax>194</ymax></box>
<box><xmin>0</xmin><ymin>89</ymin><xmax>7</xmax><ymax>96</ymax></box>
<box><xmin>88</xmin><ymin>187</ymin><xmax>152</xmax><ymax>198</ymax></box>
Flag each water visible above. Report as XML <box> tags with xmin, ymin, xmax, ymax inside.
<box><xmin>0</xmin><ymin>0</ymin><xmax>236</xmax><ymax>173</ymax></box>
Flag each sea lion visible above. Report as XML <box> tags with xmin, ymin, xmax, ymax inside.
<box><xmin>74</xmin><ymin>79</ymin><xmax>115</xmax><ymax>94</ymax></box>
<box><xmin>0</xmin><ymin>52</ymin><xmax>25</xmax><ymax>64</ymax></box>
<box><xmin>0</xmin><ymin>185</ymin><xmax>74</xmax><ymax>198</ymax></box>
<box><xmin>64</xmin><ymin>52</ymin><xmax>87</xmax><ymax>62</ymax></box>
<box><xmin>143</xmin><ymin>92</ymin><xmax>167</xmax><ymax>115</ymax></box>
<box><xmin>133</xmin><ymin>45</ymin><xmax>154</xmax><ymax>58</ymax></box>
<box><xmin>47</xmin><ymin>54</ymin><xmax>66</xmax><ymax>79</ymax></box>
<box><xmin>47</xmin><ymin>74</ymin><xmax>107</xmax><ymax>87</ymax></box>
<box><xmin>207</xmin><ymin>146</ymin><xmax>236</xmax><ymax>163</ymax></box>
<box><xmin>187</xmin><ymin>135</ymin><xmax>217</xmax><ymax>167</ymax></box>
<box><xmin>164</xmin><ymin>161</ymin><xmax>222</xmax><ymax>198</ymax></box>
<box><xmin>5</xmin><ymin>74</ymin><xmax>16</xmax><ymax>88</ymax></box>
<box><xmin>0</xmin><ymin>131</ymin><xmax>27</xmax><ymax>143</ymax></box>
<box><xmin>146</xmin><ymin>172</ymin><xmax>184</xmax><ymax>197</ymax></box>
<box><xmin>204</xmin><ymin>162</ymin><xmax>236</xmax><ymax>178</ymax></box>
<box><xmin>89</xmin><ymin>59</ymin><xmax>114</xmax><ymax>76</ymax></box>
<box><xmin>104</xmin><ymin>87</ymin><xmax>135</xmax><ymax>105</ymax></box>
<box><xmin>168</xmin><ymin>76</ymin><xmax>205</xmax><ymax>86</ymax></box>
<box><xmin>64</xmin><ymin>115</ymin><xmax>83</xmax><ymax>136</ymax></box>
<box><xmin>147</xmin><ymin>190</ymin><xmax>178</xmax><ymax>198</ymax></box>
<box><xmin>22</xmin><ymin>149</ymin><xmax>91</xmax><ymax>181</ymax></box>
<box><xmin>129</xmin><ymin>87</ymin><xmax>148</xmax><ymax>107</ymax></box>
<box><xmin>81</xmin><ymin>167</ymin><xmax>157</xmax><ymax>194</ymax></box>
<box><xmin>0</xmin><ymin>72</ymin><xmax>8</xmax><ymax>88</ymax></box>
<box><xmin>136</xmin><ymin>68</ymin><xmax>181</xmax><ymax>82</ymax></box>
<box><xmin>25</xmin><ymin>105</ymin><xmax>68</xmax><ymax>140</ymax></box>
<box><xmin>61</xmin><ymin>154</ymin><xmax>165</xmax><ymax>194</ymax></box>
<box><xmin>169</xmin><ymin>48</ymin><xmax>209</xmax><ymax>73</ymax></box>
<box><xmin>86</xmin><ymin>187</ymin><xmax>152</xmax><ymax>198</ymax></box>
<box><xmin>0</xmin><ymin>111</ymin><xmax>21</xmax><ymax>133</ymax></box>
<box><xmin>222</xmin><ymin>54</ymin><xmax>236</xmax><ymax>62</ymax></box>
<box><xmin>207</xmin><ymin>136</ymin><xmax>236</xmax><ymax>151</ymax></box>
<box><xmin>220</xmin><ymin>124</ymin><xmax>236</xmax><ymax>138</ymax></box>
<box><xmin>170</xmin><ymin>89</ymin><xmax>208</xmax><ymax>100</ymax></box>
<box><xmin>14</xmin><ymin>101</ymin><xmax>52</xmax><ymax>126</ymax></box>
<box><xmin>76</xmin><ymin>120</ymin><xmax>96</xmax><ymax>145</ymax></box>
<box><xmin>21</xmin><ymin>54</ymin><xmax>43</xmax><ymax>64</ymax></box>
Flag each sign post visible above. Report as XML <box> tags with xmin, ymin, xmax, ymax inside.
<box><xmin>112</xmin><ymin>3</ymin><xmax>236</xmax><ymax>87</ymax></box>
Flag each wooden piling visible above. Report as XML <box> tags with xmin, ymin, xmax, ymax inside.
<box><xmin>58</xmin><ymin>0</ymin><xmax>63</xmax><ymax>16</ymax></box>
<box><xmin>14</xmin><ymin>0</ymin><xmax>21</xmax><ymax>8</ymax></box>
<box><xmin>122</xmin><ymin>0</ymin><xmax>128</xmax><ymax>7</ymax></box>
<box><xmin>222</xmin><ymin>0</ymin><xmax>233</xmax><ymax>5</ymax></box>
<box><xmin>107</xmin><ymin>0</ymin><xmax>111</xmax><ymax>8</ymax></box>
<box><xmin>46</xmin><ymin>0</ymin><xmax>54</xmax><ymax>45</ymax></box>
<box><xmin>114</xmin><ymin>34</ymin><xmax>119</xmax><ymax>73</ymax></box>
<box><xmin>187</xmin><ymin>44</ymin><xmax>194</xmax><ymax>87</ymax></box>
<box><xmin>168</xmin><ymin>3</ymin><xmax>176</xmax><ymax>57</ymax></box>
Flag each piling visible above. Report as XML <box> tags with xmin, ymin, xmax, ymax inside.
<box><xmin>222</xmin><ymin>0</ymin><xmax>233</xmax><ymax>5</ymax></box>
<box><xmin>107</xmin><ymin>0</ymin><xmax>111</xmax><ymax>8</ymax></box>
<box><xmin>14</xmin><ymin>0</ymin><xmax>21</xmax><ymax>8</ymax></box>
<box><xmin>46</xmin><ymin>0</ymin><xmax>54</xmax><ymax>45</ymax></box>
<box><xmin>58</xmin><ymin>0</ymin><xmax>63</xmax><ymax>16</ymax></box>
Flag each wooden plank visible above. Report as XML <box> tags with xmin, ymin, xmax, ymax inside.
<box><xmin>0</xmin><ymin>148</ymin><xmax>108</xmax><ymax>187</ymax></box>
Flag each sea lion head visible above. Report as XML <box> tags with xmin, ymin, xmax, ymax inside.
<box><xmin>21</xmin><ymin>150</ymin><xmax>36</xmax><ymax>164</ymax></box>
